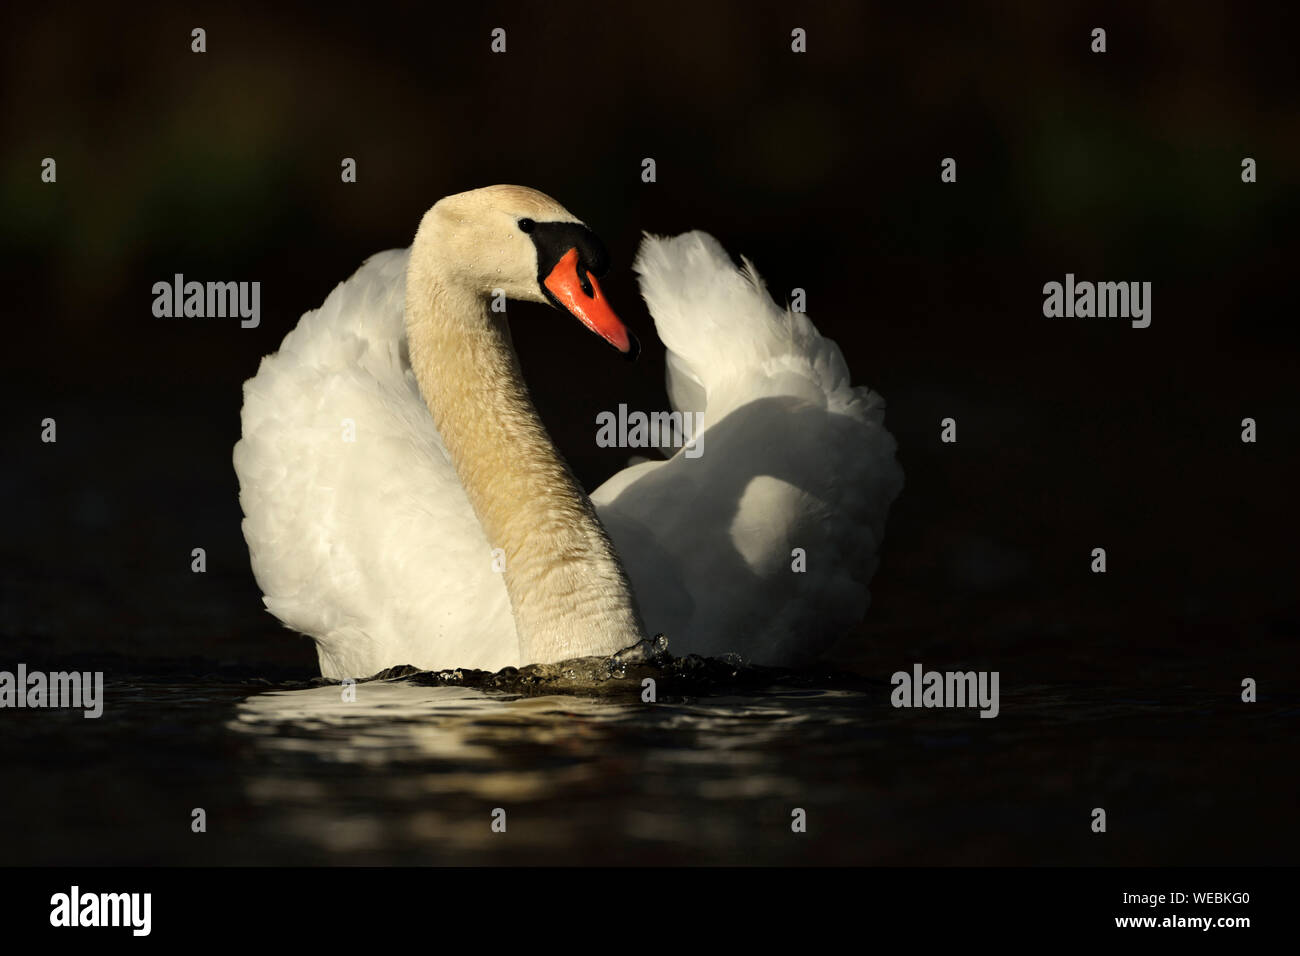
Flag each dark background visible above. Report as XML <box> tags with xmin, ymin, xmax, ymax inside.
<box><xmin>2</xmin><ymin>0</ymin><xmax>1297</xmax><ymax>692</ymax></box>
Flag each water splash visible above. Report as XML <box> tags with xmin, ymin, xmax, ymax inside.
<box><xmin>350</xmin><ymin>634</ymin><xmax>866</xmax><ymax>697</ymax></box>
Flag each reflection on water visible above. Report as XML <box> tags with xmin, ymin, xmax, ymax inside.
<box><xmin>1</xmin><ymin>657</ymin><xmax>1294</xmax><ymax>865</ymax></box>
<box><xmin>229</xmin><ymin>675</ymin><xmax>870</xmax><ymax>863</ymax></box>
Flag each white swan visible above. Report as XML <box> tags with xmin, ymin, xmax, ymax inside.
<box><xmin>234</xmin><ymin>186</ymin><xmax>902</xmax><ymax>679</ymax></box>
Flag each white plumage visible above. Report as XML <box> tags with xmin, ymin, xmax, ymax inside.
<box><xmin>235</xmin><ymin>224</ymin><xmax>902</xmax><ymax>678</ymax></box>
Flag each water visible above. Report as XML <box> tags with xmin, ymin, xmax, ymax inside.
<box><xmin>3</xmin><ymin>642</ymin><xmax>1294</xmax><ymax>866</ymax></box>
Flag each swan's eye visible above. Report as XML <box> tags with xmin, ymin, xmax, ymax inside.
<box><xmin>517</xmin><ymin>218</ymin><xmax>535</xmax><ymax>233</ymax></box>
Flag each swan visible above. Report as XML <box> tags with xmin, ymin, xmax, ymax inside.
<box><xmin>234</xmin><ymin>186</ymin><xmax>902</xmax><ymax>679</ymax></box>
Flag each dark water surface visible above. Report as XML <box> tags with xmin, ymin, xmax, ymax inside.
<box><xmin>3</xmin><ymin>650</ymin><xmax>1295</xmax><ymax>866</ymax></box>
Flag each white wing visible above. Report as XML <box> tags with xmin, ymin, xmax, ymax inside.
<box><xmin>234</xmin><ymin>250</ymin><xmax>517</xmax><ymax>678</ymax></box>
<box><xmin>593</xmin><ymin>232</ymin><xmax>904</xmax><ymax>663</ymax></box>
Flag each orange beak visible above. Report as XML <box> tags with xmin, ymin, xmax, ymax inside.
<box><xmin>542</xmin><ymin>248</ymin><xmax>637</xmax><ymax>356</ymax></box>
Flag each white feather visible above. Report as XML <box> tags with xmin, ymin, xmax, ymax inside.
<box><xmin>593</xmin><ymin>231</ymin><xmax>903</xmax><ymax>662</ymax></box>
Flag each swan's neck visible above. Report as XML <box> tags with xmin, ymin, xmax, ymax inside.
<box><xmin>404</xmin><ymin>256</ymin><xmax>646</xmax><ymax>664</ymax></box>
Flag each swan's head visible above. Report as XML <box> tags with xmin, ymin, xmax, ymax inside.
<box><xmin>416</xmin><ymin>185</ymin><xmax>638</xmax><ymax>358</ymax></box>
